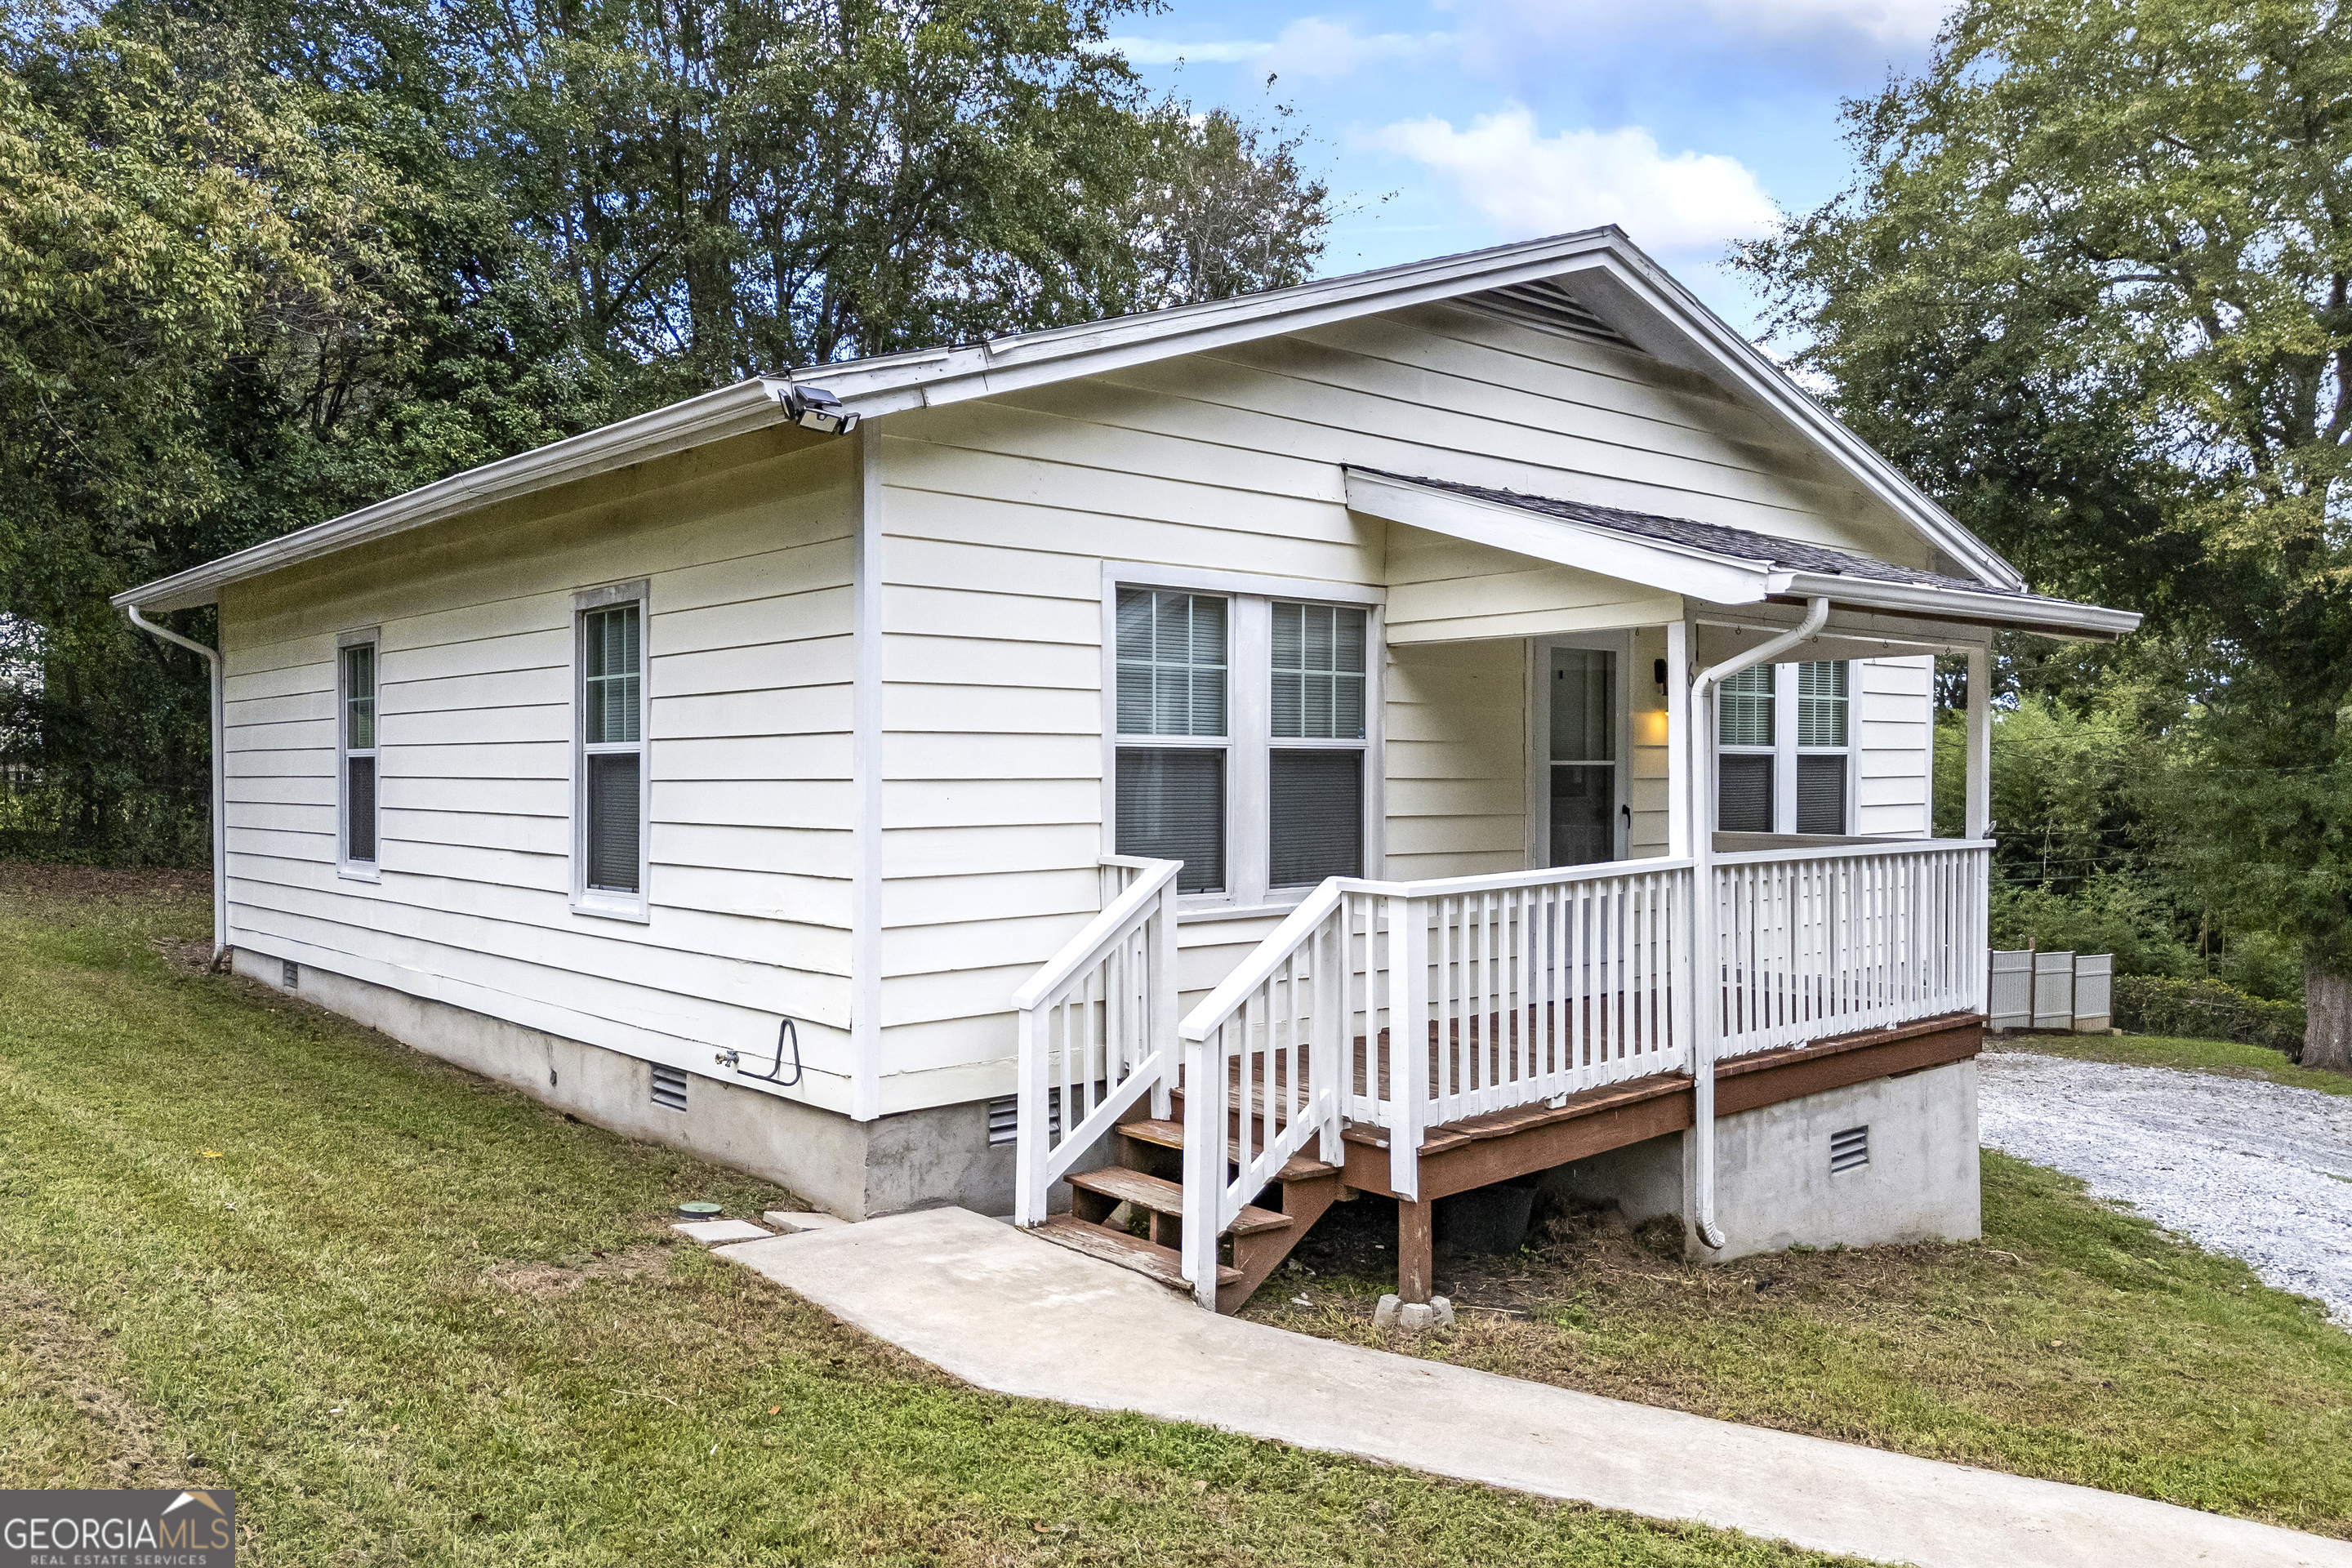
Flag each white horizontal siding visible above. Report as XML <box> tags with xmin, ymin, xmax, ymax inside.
<box><xmin>1855</xmin><ymin>655</ymin><xmax>1934</xmax><ymax>837</ymax></box>
<box><xmin>862</xmin><ymin>305</ymin><xmax>1953</xmax><ymax>1109</ymax></box>
<box><xmin>217</xmin><ymin>433</ymin><xmax>864</xmax><ymax>1115</ymax></box>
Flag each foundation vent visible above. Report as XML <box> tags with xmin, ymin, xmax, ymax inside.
<box><xmin>651</xmin><ymin>1063</ymin><xmax>689</xmax><ymax>1113</ymax></box>
<box><xmin>1830</xmin><ymin>1125</ymin><xmax>1869</xmax><ymax>1174</ymax></box>
<box><xmin>986</xmin><ymin>1095</ymin><xmax>1059</xmax><ymax>1147</ymax></box>
<box><xmin>282</xmin><ymin>959</ymin><xmax>299</xmax><ymax>989</ymax></box>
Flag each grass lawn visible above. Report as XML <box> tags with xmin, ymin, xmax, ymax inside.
<box><xmin>0</xmin><ymin>866</ymin><xmax>1863</xmax><ymax>1567</ymax></box>
<box><xmin>1246</xmin><ymin>1111</ymin><xmax>2352</xmax><ymax>1539</ymax></box>
<box><xmin>1989</xmin><ymin>1030</ymin><xmax>2352</xmax><ymax>1096</ymax></box>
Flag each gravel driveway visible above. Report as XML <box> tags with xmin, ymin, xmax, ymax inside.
<box><xmin>1979</xmin><ymin>1049</ymin><xmax>2352</xmax><ymax>1322</ymax></box>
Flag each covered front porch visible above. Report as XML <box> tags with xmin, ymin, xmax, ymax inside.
<box><xmin>1012</xmin><ymin>473</ymin><xmax>2133</xmax><ymax>1312</ymax></box>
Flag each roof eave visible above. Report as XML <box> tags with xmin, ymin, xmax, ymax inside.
<box><xmin>114</xmin><ymin>377</ymin><xmax>795</xmax><ymax>613</ymax></box>
<box><xmin>1781</xmin><ymin>572</ymin><xmax>2142</xmax><ymax>640</ymax></box>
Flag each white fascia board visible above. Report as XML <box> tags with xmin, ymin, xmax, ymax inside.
<box><xmin>820</xmin><ymin>231</ymin><xmax>1635</xmax><ymax>417</ymax></box>
<box><xmin>114</xmin><ymin>378</ymin><xmax>795</xmax><ymax>612</ymax></box>
<box><xmin>1346</xmin><ymin>469</ymin><xmax>1784</xmax><ymax>605</ymax></box>
<box><xmin>1561</xmin><ymin>250</ymin><xmax>2025</xmax><ymax>592</ymax></box>
<box><xmin>1780</xmin><ymin>572</ymin><xmax>2142</xmax><ymax>639</ymax></box>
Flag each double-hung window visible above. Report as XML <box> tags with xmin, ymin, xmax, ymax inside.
<box><xmin>1111</xmin><ymin>579</ymin><xmax>1376</xmax><ymax>907</ymax></box>
<box><xmin>1716</xmin><ymin>659</ymin><xmax>1851</xmax><ymax>835</ymax></box>
<box><xmin>337</xmin><ymin>630</ymin><xmax>380</xmax><ymax>876</ymax></box>
<box><xmin>575</xmin><ymin>582</ymin><xmax>648</xmax><ymax>915</ymax></box>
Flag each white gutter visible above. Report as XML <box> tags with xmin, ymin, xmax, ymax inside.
<box><xmin>109</xmin><ymin>378</ymin><xmax>796</xmax><ymax>614</ymax></box>
<box><xmin>1779</xmin><ymin>573</ymin><xmax>2141</xmax><ymax>639</ymax></box>
<box><xmin>1686</xmin><ymin>595</ymin><xmax>1829</xmax><ymax>1250</ymax></box>
<box><xmin>125</xmin><ymin>604</ymin><xmax>226</xmax><ymax>961</ymax></box>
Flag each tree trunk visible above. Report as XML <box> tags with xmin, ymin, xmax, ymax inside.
<box><xmin>2305</xmin><ymin>964</ymin><xmax>2352</xmax><ymax>1071</ymax></box>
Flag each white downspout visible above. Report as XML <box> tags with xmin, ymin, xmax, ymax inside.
<box><xmin>125</xmin><ymin>604</ymin><xmax>226</xmax><ymax>962</ymax></box>
<box><xmin>1686</xmin><ymin>595</ymin><xmax>1829</xmax><ymax>1250</ymax></box>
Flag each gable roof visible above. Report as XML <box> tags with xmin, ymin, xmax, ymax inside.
<box><xmin>1348</xmin><ymin>470</ymin><xmax>2138</xmax><ymax>639</ymax></box>
<box><xmin>117</xmin><ymin>227</ymin><xmax>2021</xmax><ymax>614</ymax></box>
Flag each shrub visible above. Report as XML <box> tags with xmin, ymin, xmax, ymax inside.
<box><xmin>2114</xmin><ymin>974</ymin><xmax>2307</xmax><ymax>1059</ymax></box>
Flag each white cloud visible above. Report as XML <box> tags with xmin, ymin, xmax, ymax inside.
<box><xmin>1108</xmin><ymin>17</ymin><xmax>1450</xmax><ymax>81</ymax></box>
<box><xmin>1369</xmin><ymin>106</ymin><xmax>1780</xmax><ymax>259</ymax></box>
<box><xmin>1437</xmin><ymin>0</ymin><xmax>1953</xmax><ymax>55</ymax></box>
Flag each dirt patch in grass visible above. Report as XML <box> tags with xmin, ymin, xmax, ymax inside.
<box><xmin>483</xmin><ymin>1245</ymin><xmax>675</xmax><ymax>1299</ymax></box>
<box><xmin>0</xmin><ymin>862</ymin><xmax>206</xmax><ymax>901</ymax></box>
<box><xmin>0</xmin><ymin>1275</ymin><xmax>180</xmax><ymax>1489</ymax></box>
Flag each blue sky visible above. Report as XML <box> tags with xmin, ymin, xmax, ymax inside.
<box><xmin>1108</xmin><ymin>0</ymin><xmax>1956</xmax><ymax>336</ymax></box>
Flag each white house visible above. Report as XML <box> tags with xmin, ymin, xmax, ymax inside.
<box><xmin>118</xmin><ymin>229</ymin><xmax>2136</xmax><ymax>1312</ymax></box>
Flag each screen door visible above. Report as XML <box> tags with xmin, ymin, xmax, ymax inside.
<box><xmin>1548</xmin><ymin>646</ymin><xmax>1617</xmax><ymax>866</ymax></box>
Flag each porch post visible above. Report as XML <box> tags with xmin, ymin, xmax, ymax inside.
<box><xmin>1965</xmin><ymin>646</ymin><xmax>1992</xmax><ymax>840</ymax></box>
<box><xmin>1666</xmin><ymin>618</ymin><xmax>1691</xmax><ymax>858</ymax></box>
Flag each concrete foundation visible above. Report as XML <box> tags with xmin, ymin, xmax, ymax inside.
<box><xmin>1540</xmin><ymin>1059</ymin><xmax>1982</xmax><ymax>1261</ymax></box>
<box><xmin>233</xmin><ymin>949</ymin><xmax>1013</xmax><ymax>1219</ymax></box>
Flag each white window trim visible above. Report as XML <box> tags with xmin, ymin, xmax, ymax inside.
<box><xmin>1526</xmin><ymin>631</ymin><xmax>1633</xmax><ymax>867</ymax></box>
<box><xmin>1713</xmin><ymin>659</ymin><xmax>1854</xmax><ymax>836</ymax></box>
<box><xmin>336</xmin><ymin>626</ymin><xmax>381</xmax><ymax>883</ymax></box>
<box><xmin>1099</xmin><ymin>566</ymin><xmax>1385</xmax><ymax>920</ymax></box>
<box><xmin>572</xmin><ymin>578</ymin><xmax>651</xmax><ymax>922</ymax></box>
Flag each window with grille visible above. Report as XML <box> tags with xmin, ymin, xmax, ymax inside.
<box><xmin>338</xmin><ymin>634</ymin><xmax>380</xmax><ymax>872</ymax></box>
<box><xmin>1115</xmin><ymin>588</ymin><xmax>1228</xmax><ymax>893</ymax></box>
<box><xmin>576</xmin><ymin>585</ymin><xmax>648</xmax><ymax>914</ymax></box>
<box><xmin>1717</xmin><ymin>659</ymin><xmax>1851</xmax><ymax>835</ymax></box>
<box><xmin>1111</xmin><ymin>582</ymin><xmax>1375</xmax><ymax>906</ymax></box>
<box><xmin>1268</xmin><ymin>601</ymin><xmax>1366</xmax><ymax>887</ymax></box>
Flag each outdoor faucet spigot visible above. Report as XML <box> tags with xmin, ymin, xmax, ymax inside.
<box><xmin>715</xmin><ymin>1049</ymin><xmax>741</xmax><ymax>1071</ymax></box>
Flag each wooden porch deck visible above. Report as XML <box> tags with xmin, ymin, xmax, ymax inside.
<box><xmin>1189</xmin><ymin>1010</ymin><xmax>1984</xmax><ymax>1303</ymax></box>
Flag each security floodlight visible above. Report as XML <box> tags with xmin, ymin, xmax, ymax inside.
<box><xmin>782</xmin><ymin>383</ymin><xmax>857</xmax><ymax>435</ymax></box>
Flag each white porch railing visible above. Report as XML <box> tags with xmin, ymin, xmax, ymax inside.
<box><xmin>1015</xmin><ymin>838</ymin><xmax>1989</xmax><ymax>1309</ymax></box>
<box><xmin>1009</xmin><ymin>856</ymin><xmax>1182</xmax><ymax>1227</ymax></box>
<box><xmin>1714</xmin><ymin>840</ymin><xmax>1989</xmax><ymax>1058</ymax></box>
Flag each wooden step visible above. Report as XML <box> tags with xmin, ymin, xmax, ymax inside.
<box><xmin>1115</xmin><ymin>1119</ymin><xmax>1339</xmax><ymax>1182</ymax></box>
<box><xmin>1032</xmin><ymin>1215</ymin><xmax>1243</xmax><ymax>1291</ymax></box>
<box><xmin>1067</xmin><ymin>1166</ymin><xmax>1291</xmax><ymax>1236</ymax></box>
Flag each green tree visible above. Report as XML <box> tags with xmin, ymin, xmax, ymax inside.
<box><xmin>0</xmin><ymin>5</ymin><xmax>411</xmax><ymax>858</ymax></box>
<box><xmin>1740</xmin><ymin>0</ymin><xmax>2352</xmax><ymax>1064</ymax></box>
<box><xmin>2</xmin><ymin>0</ymin><xmax>1330</xmax><ymax>861</ymax></box>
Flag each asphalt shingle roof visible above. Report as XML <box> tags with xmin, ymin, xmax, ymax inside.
<box><xmin>1359</xmin><ymin>470</ymin><xmax>2040</xmax><ymax>600</ymax></box>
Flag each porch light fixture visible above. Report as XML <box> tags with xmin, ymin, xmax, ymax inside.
<box><xmin>782</xmin><ymin>383</ymin><xmax>858</xmax><ymax>435</ymax></box>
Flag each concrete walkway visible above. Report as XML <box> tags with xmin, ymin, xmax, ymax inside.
<box><xmin>718</xmin><ymin>1207</ymin><xmax>2352</xmax><ymax>1568</ymax></box>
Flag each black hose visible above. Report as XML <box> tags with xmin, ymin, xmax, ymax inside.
<box><xmin>743</xmin><ymin>1016</ymin><xmax>803</xmax><ymax>1087</ymax></box>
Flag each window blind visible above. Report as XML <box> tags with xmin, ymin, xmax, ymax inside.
<box><xmin>1268</xmin><ymin>750</ymin><xmax>1362</xmax><ymax>886</ymax></box>
<box><xmin>1116</xmin><ymin>589</ymin><xmax>1227</xmax><ymax>737</ymax></box>
<box><xmin>583</xmin><ymin>605</ymin><xmax>641</xmax><ymax>744</ymax></box>
<box><xmin>1797</xmin><ymin>661</ymin><xmax>1848</xmax><ymax>748</ymax></box>
<box><xmin>1797</xmin><ymin>754</ymin><xmax>1846</xmax><ymax>836</ymax></box>
<box><xmin>1116</xmin><ymin>747</ymin><xmax>1224</xmax><ymax>893</ymax></box>
<box><xmin>1271</xmin><ymin>603</ymin><xmax>1366</xmax><ymax>740</ymax></box>
<box><xmin>1718</xmin><ymin>665</ymin><xmax>1774</xmax><ymax>746</ymax></box>
<box><xmin>342</xmin><ymin>644</ymin><xmax>375</xmax><ymax>750</ymax></box>
<box><xmin>345</xmin><ymin>756</ymin><xmax>376</xmax><ymax>863</ymax></box>
<box><xmin>1718</xmin><ymin>755</ymin><xmax>1773</xmax><ymax>834</ymax></box>
<box><xmin>586</xmin><ymin>753</ymin><xmax>640</xmax><ymax>892</ymax></box>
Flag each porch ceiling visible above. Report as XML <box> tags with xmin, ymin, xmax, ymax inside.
<box><xmin>1348</xmin><ymin>469</ymin><xmax>2140</xmax><ymax>643</ymax></box>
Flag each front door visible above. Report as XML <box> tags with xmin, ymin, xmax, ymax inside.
<box><xmin>1546</xmin><ymin>644</ymin><xmax>1619</xmax><ymax>866</ymax></box>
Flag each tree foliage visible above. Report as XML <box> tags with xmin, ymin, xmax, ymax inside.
<box><xmin>0</xmin><ymin>0</ymin><xmax>1329</xmax><ymax>861</ymax></box>
<box><xmin>1740</xmin><ymin>0</ymin><xmax>2352</xmax><ymax>1055</ymax></box>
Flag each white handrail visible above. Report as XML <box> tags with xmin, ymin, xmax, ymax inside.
<box><xmin>1715</xmin><ymin>837</ymin><xmax>1993</xmax><ymax>866</ymax></box>
<box><xmin>1012</xmin><ymin>857</ymin><xmax>1183</xmax><ymax>1227</ymax></box>
<box><xmin>1011</xmin><ymin>859</ymin><xmax>1181</xmax><ymax>1010</ymax></box>
<box><xmin>1177</xmin><ymin>879</ymin><xmax>1347</xmax><ymax>1042</ymax></box>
